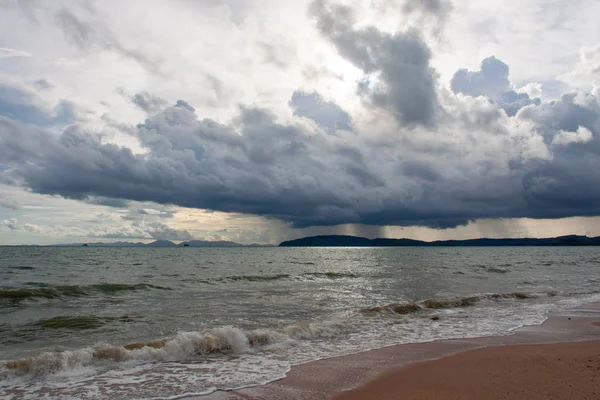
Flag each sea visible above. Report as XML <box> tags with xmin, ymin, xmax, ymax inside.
<box><xmin>1</xmin><ymin>246</ymin><xmax>599</xmax><ymax>399</ymax></box>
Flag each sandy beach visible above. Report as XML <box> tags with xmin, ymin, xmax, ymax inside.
<box><xmin>201</xmin><ymin>303</ymin><xmax>600</xmax><ymax>399</ymax></box>
<box><xmin>333</xmin><ymin>340</ymin><xmax>600</xmax><ymax>400</ymax></box>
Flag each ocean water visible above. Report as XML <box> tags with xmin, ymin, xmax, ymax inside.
<box><xmin>1</xmin><ymin>246</ymin><xmax>599</xmax><ymax>399</ymax></box>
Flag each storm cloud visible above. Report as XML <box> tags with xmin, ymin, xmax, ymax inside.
<box><xmin>130</xmin><ymin>91</ymin><xmax>168</xmax><ymax>114</ymax></box>
<box><xmin>2</xmin><ymin>77</ymin><xmax>600</xmax><ymax>229</ymax></box>
<box><xmin>1</xmin><ymin>0</ymin><xmax>600</xmax><ymax>234</ymax></box>
<box><xmin>309</xmin><ymin>0</ymin><xmax>439</xmax><ymax>126</ymax></box>
<box><xmin>290</xmin><ymin>91</ymin><xmax>352</xmax><ymax>134</ymax></box>
<box><xmin>451</xmin><ymin>56</ymin><xmax>541</xmax><ymax>116</ymax></box>
<box><xmin>0</xmin><ymin>80</ymin><xmax>77</xmax><ymax>126</ymax></box>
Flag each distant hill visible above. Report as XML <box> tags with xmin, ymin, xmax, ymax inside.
<box><xmin>279</xmin><ymin>235</ymin><xmax>600</xmax><ymax>247</ymax></box>
<box><xmin>180</xmin><ymin>240</ymin><xmax>241</xmax><ymax>247</ymax></box>
<box><xmin>48</xmin><ymin>240</ymin><xmax>274</xmax><ymax>248</ymax></box>
<box><xmin>147</xmin><ymin>240</ymin><xmax>178</xmax><ymax>247</ymax></box>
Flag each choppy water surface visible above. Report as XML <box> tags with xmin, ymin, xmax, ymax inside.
<box><xmin>1</xmin><ymin>246</ymin><xmax>599</xmax><ymax>399</ymax></box>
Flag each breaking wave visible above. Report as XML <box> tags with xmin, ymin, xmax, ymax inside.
<box><xmin>361</xmin><ymin>291</ymin><xmax>547</xmax><ymax>315</ymax></box>
<box><xmin>1</xmin><ymin>320</ymin><xmax>355</xmax><ymax>379</ymax></box>
<box><xmin>1</xmin><ymin>289</ymin><xmax>556</xmax><ymax>380</ymax></box>
<box><xmin>0</xmin><ymin>283</ymin><xmax>171</xmax><ymax>300</ymax></box>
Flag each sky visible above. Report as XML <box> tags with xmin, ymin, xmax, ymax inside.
<box><xmin>1</xmin><ymin>0</ymin><xmax>600</xmax><ymax>245</ymax></box>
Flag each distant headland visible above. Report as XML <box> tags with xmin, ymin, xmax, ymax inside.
<box><xmin>32</xmin><ymin>240</ymin><xmax>273</xmax><ymax>248</ymax></box>
<box><xmin>278</xmin><ymin>235</ymin><xmax>600</xmax><ymax>247</ymax></box>
<box><xmin>6</xmin><ymin>235</ymin><xmax>600</xmax><ymax>247</ymax></box>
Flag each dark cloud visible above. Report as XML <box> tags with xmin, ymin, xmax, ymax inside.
<box><xmin>175</xmin><ymin>100</ymin><xmax>195</xmax><ymax>112</ymax></box>
<box><xmin>309</xmin><ymin>0</ymin><xmax>439</xmax><ymax>126</ymax></box>
<box><xmin>0</xmin><ymin>81</ymin><xmax>77</xmax><ymax>126</ymax></box>
<box><xmin>84</xmin><ymin>196</ymin><xmax>130</xmax><ymax>208</ymax></box>
<box><xmin>401</xmin><ymin>160</ymin><xmax>442</xmax><ymax>182</ymax></box>
<box><xmin>499</xmin><ymin>91</ymin><xmax>541</xmax><ymax>117</ymax></box>
<box><xmin>451</xmin><ymin>56</ymin><xmax>541</xmax><ymax>116</ymax></box>
<box><xmin>290</xmin><ymin>91</ymin><xmax>352</xmax><ymax>133</ymax></box>
<box><xmin>130</xmin><ymin>91</ymin><xmax>168</xmax><ymax>114</ymax></box>
<box><xmin>1</xmin><ymin>82</ymin><xmax>600</xmax><ymax>229</ymax></box>
<box><xmin>514</xmin><ymin>90</ymin><xmax>600</xmax><ymax>219</ymax></box>
<box><xmin>2</xmin><ymin>0</ymin><xmax>600</xmax><ymax>231</ymax></box>
<box><xmin>0</xmin><ymin>103</ymin><xmax>388</xmax><ymax>228</ymax></box>
<box><xmin>451</xmin><ymin>56</ymin><xmax>511</xmax><ymax>99</ymax></box>
<box><xmin>518</xmin><ymin>91</ymin><xmax>600</xmax><ymax>143</ymax></box>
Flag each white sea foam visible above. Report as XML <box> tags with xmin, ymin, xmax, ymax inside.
<box><xmin>3</xmin><ymin>290</ymin><xmax>600</xmax><ymax>399</ymax></box>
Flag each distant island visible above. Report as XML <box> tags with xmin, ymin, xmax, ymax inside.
<box><xmin>9</xmin><ymin>235</ymin><xmax>600</xmax><ymax>247</ymax></box>
<box><xmin>278</xmin><ymin>235</ymin><xmax>600</xmax><ymax>247</ymax></box>
<box><xmin>47</xmin><ymin>240</ymin><xmax>273</xmax><ymax>248</ymax></box>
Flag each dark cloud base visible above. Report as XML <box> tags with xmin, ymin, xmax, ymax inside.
<box><xmin>1</xmin><ymin>0</ymin><xmax>600</xmax><ymax>230</ymax></box>
<box><xmin>2</xmin><ymin>80</ymin><xmax>600</xmax><ymax>229</ymax></box>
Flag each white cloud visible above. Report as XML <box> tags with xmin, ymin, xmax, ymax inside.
<box><xmin>517</xmin><ymin>82</ymin><xmax>543</xmax><ymax>100</ymax></box>
<box><xmin>0</xmin><ymin>194</ymin><xmax>20</xmax><ymax>210</ymax></box>
<box><xmin>2</xmin><ymin>218</ymin><xmax>18</xmax><ymax>230</ymax></box>
<box><xmin>552</xmin><ymin>126</ymin><xmax>594</xmax><ymax>146</ymax></box>
<box><xmin>559</xmin><ymin>43</ymin><xmax>600</xmax><ymax>89</ymax></box>
<box><xmin>0</xmin><ymin>47</ymin><xmax>31</xmax><ymax>59</ymax></box>
<box><xmin>1</xmin><ymin>0</ymin><xmax>600</xmax><ymax>244</ymax></box>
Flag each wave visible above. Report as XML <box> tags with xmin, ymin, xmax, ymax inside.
<box><xmin>0</xmin><ymin>286</ymin><xmax>87</xmax><ymax>300</ymax></box>
<box><xmin>32</xmin><ymin>316</ymin><xmax>129</xmax><ymax>330</ymax></box>
<box><xmin>198</xmin><ymin>272</ymin><xmax>359</xmax><ymax>284</ymax></box>
<box><xmin>0</xmin><ymin>283</ymin><xmax>171</xmax><ymax>300</ymax></box>
<box><xmin>1</xmin><ymin>320</ymin><xmax>354</xmax><ymax>378</ymax></box>
<box><xmin>302</xmin><ymin>272</ymin><xmax>358</xmax><ymax>279</ymax></box>
<box><xmin>3</xmin><ymin>286</ymin><xmax>598</xmax><ymax>383</ymax></box>
<box><xmin>1</xmin><ymin>289</ymin><xmax>552</xmax><ymax>379</ymax></box>
<box><xmin>486</xmin><ymin>267</ymin><xmax>509</xmax><ymax>274</ymax></box>
<box><xmin>9</xmin><ymin>266</ymin><xmax>36</xmax><ymax>270</ymax></box>
<box><xmin>218</xmin><ymin>274</ymin><xmax>291</xmax><ymax>282</ymax></box>
<box><xmin>91</xmin><ymin>283</ymin><xmax>171</xmax><ymax>293</ymax></box>
<box><xmin>476</xmin><ymin>265</ymin><xmax>509</xmax><ymax>274</ymax></box>
<box><xmin>362</xmin><ymin>291</ymin><xmax>544</xmax><ymax>315</ymax></box>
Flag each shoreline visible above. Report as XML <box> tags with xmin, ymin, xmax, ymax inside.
<box><xmin>333</xmin><ymin>340</ymin><xmax>600</xmax><ymax>400</ymax></box>
<box><xmin>198</xmin><ymin>302</ymin><xmax>600</xmax><ymax>399</ymax></box>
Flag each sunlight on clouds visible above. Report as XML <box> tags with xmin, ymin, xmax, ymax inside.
<box><xmin>2</xmin><ymin>0</ymin><xmax>600</xmax><ymax>244</ymax></box>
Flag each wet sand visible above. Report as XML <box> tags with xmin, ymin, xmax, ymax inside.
<box><xmin>200</xmin><ymin>303</ymin><xmax>600</xmax><ymax>399</ymax></box>
<box><xmin>333</xmin><ymin>340</ymin><xmax>600</xmax><ymax>400</ymax></box>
